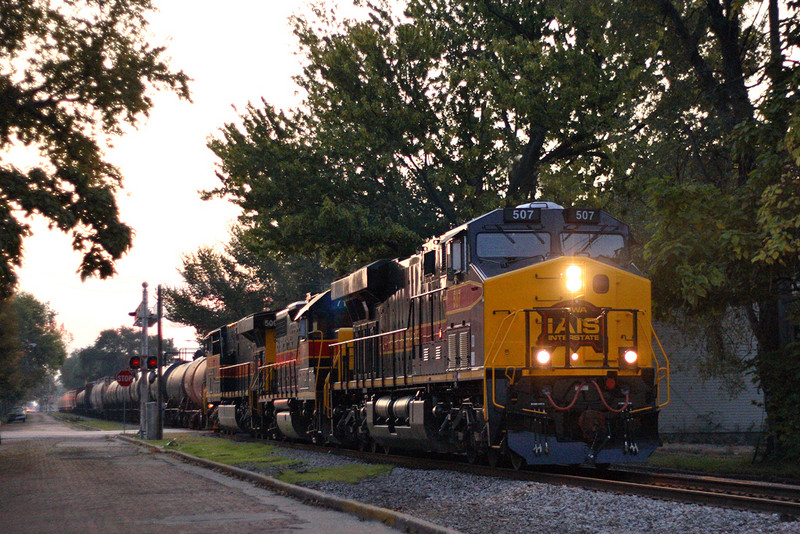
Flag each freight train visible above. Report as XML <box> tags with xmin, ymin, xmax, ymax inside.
<box><xmin>58</xmin><ymin>351</ymin><xmax>207</xmax><ymax>428</ymax></box>
<box><xmin>60</xmin><ymin>202</ymin><xmax>669</xmax><ymax>468</ymax></box>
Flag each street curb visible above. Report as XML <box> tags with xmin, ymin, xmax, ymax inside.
<box><xmin>118</xmin><ymin>435</ymin><xmax>461</xmax><ymax>534</ymax></box>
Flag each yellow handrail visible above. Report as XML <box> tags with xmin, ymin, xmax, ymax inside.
<box><xmin>649</xmin><ymin>320</ymin><xmax>671</xmax><ymax>409</ymax></box>
<box><xmin>320</xmin><ymin>339</ymin><xmax>341</xmax><ymax>419</ymax></box>
<box><xmin>483</xmin><ymin>308</ymin><xmax>670</xmax><ymax>417</ymax></box>
<box><xmin>325</xmin><ymin>334</ymin><xmax>352</xmax><ymax>417</ymax></box>
<box><xmin>483</xmin><ymin>310</ymin><xmax>521</xmax><ymax>413</ymax></box>
<box><xmin>629</xmin><ymin>316</ymin><xmax>670</xmax><ymax>413</ymax></box>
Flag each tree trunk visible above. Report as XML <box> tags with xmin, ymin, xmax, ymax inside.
<box><xmin>749</xmin><ymin>299</ymin><xmax>784</xmax><ymax>458</ymax></box>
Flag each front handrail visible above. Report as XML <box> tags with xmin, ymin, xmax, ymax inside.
<box><xmin>330</xmin><ymin>326</ymin><xmax>411</xmax><ymax>388</ymax></box>
<box><xmin>218</xmin><ymin>362</ymin><xmax>253</xmax><ymax>396</ymax></box>
<box><xmin>218</xmin><ymin>362</ymin><xmax>252</xmax><ymax>375</ymax></box>
<box><xmin>643</xmin><ymin>317</ymin><xmax>670</xmax><ymax>410</ymax></box>
<box><xmin>329</xmin><ymin>327</ymin><xmax>408</xmax><ymax>348</ymax></box>
<box><xmin>484</xmin><ymin>310</ymin><xmax>522</xmax><ymax>411</ymax></box>
<box><xmin>258</xmin><ymin>359</ymin><xmax>298</xmax><ymax>398</ymax></box>
<box><xmin>484</xmin><ymin>306</ymin><xmax>668</xmax><ymax>415</ymax></box>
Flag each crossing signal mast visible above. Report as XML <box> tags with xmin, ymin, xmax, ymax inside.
<box><xmin>128</xmin><ymin>282</ymin><xmax>162</xmax><ymax>439</ymax></box>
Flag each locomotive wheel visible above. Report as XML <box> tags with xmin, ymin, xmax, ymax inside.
<box><xmin>510</xmin><ymin>451</ymin><xmax>526</xmax><ymax>471</ymax></box>
<box><xmin>487</xmin><ymin>447</ymin><xmax>501</xmax><ymax>468</ymax></box>
<box><xmin>466</xmin><ymin>433</ymin><xmax>483</xmax><ymax>464</ymax></box>
<box><xmin>466</xmin><ymin>444</ymin><xmax>479</xmax><ymax>464</ymax></box>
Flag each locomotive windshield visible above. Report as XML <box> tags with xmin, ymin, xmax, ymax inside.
<box><xmin>560</xmin><ymin>232</ymin><xmax>625</xmax><ymax>261</ymax></box>
<box><xmin>476</xmin><ymin>232</ymin><xmax>551</xmax><ymax>262</ymax></box>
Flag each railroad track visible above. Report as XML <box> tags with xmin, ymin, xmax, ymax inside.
<box><xmin>221</xmin><ymin>432</ymin><xmax>800</xmax><ymax>517</ymax></box>
<box><xmin>596</xmin><ymin>468</ymin><xmax>800</xmax><ymax>517</ymax></box>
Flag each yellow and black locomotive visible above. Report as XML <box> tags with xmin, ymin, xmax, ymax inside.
<box><xmin>206</xmin><ymin>202</ymin><xmax>669</xmax><ymax>467</ymax></box>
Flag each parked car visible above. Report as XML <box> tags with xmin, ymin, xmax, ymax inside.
<box><xmin>7</xmin><ymin>407</ymin><xmax>26</xmax><ymax>423</ymax></box>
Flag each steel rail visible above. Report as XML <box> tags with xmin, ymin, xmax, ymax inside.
<box><xmin>218</xmin><ymin>432</ymin><xmax>800</xmax><ymax>517</ymax></box>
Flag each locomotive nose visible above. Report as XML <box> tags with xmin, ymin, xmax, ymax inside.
<box><xmin>578</xmin><ymin>409</ymin><xmax>607</xmax><ymax>442</ymax></box>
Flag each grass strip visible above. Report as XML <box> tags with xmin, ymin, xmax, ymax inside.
<box><xmin>276</xmin><ymin>463</ymin><xmax>394</xmax><ymax>484</ymax></box>
<box><xmin>50</xmin><ymin>413</ymin><xmax>129</xmax><ymax>431</ymax></box>
<box><xmin>649</xmin><ymin>450</ymin><xmax>800</xmax><ymax>481</ymax></box>
<box><xmin>143</xmin><ymin>434</ymin><xmax>394</xmax><ymax>484</ymax></box>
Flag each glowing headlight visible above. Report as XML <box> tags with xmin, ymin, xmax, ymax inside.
<box><xmin>565</xmin><ymin>265</ymin><xmax>582</xmax><ymax>292</ymax></box>
<box><xmin>570</xmin><ymin>352</ymin><xmax>579</xmax><ymax>362</ymax></box>
<box><xmin>536</xmin><ymin>350</ymin><xmax>551</xmax><ymax>366</ymax></box>
<box><xmin>623</xmin><ymin>350</ymin><xmax>638</xmax><ymax>365</ymax></box>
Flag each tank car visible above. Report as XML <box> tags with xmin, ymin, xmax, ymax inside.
<box><xmin>75</xmin><ymin>386</ymin><xmax>89</xmax><ymax>413</ymax></box>
<box><xmin>163</xmin><ymin>355</ymin><xmax>206</xmax><ymax>428</ymax></box>
<box><xmin>88</xmin><ymin>378</ymin><xmax>109</xmax><ymax>416</ymax></box>
<box><xmin>57</xmin><ymin>390</ymin><xmax>77</xmax><ymax>412</ymax></box>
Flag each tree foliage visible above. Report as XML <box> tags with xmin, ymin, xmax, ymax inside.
<box><xmin>0</xmin><ymin>292</ymin><xmax>68</xmax><ymax>410</ymax></box>
<box><xmin>756</xmin><ymin>341</ymin><xmax>800</xmax><ymax>459</ymax></box>
<box><xmin>205</xmin><ymin>0</ymin><xmax>655</xmax><ymax>273</ymax></box>
<box><xmin>629</xmin><ymin>0</ymin><xmax>797</xmax><ymax>322</ymax></box>
<box><xmin>199</xmin><ymin>0</ymin><xmax>800</xmax><ymax>450</ymax></box>
<box><xmin>0</xmin><ymin>297</ymin><xmax>22</xmax><ymax>409</ymax></box>
<box><xmin>163</xmin><ymin>228</ymin><xmax>334</xmax><ymax>336</ymax></box>
<box><xmin>0</xmin><ymin>0</ymin><xmax>190</xmax><ymax>299</ymax></box>
<box><xmin>60</xmin><ymin>327</ymin><xmax>173</xmax><ymax>390</ymax></box>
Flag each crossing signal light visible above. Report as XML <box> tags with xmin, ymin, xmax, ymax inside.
<box><xmin>146</xmin><ymin>356</ymin><xmax>158</xmax><ymax>370</ymax></box>
<box><xmin>129</xmin><ymin>356</ymin><xmax>142</xmax><ymax>369</ymax></box>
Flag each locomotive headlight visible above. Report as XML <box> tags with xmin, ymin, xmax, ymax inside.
<box><xmin>565</xmin><ymin>265</ymin><xmax>583</xmax><ymax>292</ymax></box>
<box><xmin>536</xmin><ymin>349</ymin><xmax>552</xmax><ymax>366</ymax></box>
<box><xmin>619</xmin><ymin>349</ymin><xmax>639</xmax><ymax>369</ymax></box>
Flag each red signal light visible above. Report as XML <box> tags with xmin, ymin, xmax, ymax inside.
<box><xmin>146</xmin><ymin>356</ymin><xmax>158</xmax><ymax>370</ymax></box>
<box><xmin>129</xmin><ymin>356</ymin><xmax>142</xmax><ymax>369</ymax></box>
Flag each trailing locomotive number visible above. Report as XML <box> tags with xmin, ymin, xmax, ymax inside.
<box><xmin>503</xmin><ymin>208</ymin><xmax>541</xmax><ymax>223</ymax></box>
<box><xmin>564</xmin><ymin>208</ymin><xmax>601</xmax><ymax>224</ymax></box>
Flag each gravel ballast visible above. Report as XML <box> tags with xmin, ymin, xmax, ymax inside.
<box><xmin>253</xmin><ymin>445</ymin><xmax>800</xmax><ymax>534</ymax></box>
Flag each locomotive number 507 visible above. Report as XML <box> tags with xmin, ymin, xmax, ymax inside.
<box><xmin>504</xmin><ymin>208</ymin><xmax>541</xmax><ymax>223</ymax></box>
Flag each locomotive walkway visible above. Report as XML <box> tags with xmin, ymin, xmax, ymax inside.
<box><xmin>0</xmin><ymin>413</ymin><xmax>404</xmax><ymax>534</ymax></box>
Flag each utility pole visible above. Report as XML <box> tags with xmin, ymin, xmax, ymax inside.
<box><xmin>138</xmin><ymin>282</ymin><xmax>150</xmax><ymax>436</ymax></box>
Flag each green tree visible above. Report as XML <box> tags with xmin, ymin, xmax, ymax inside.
<box><xmin>0</xmin><ymin>0</ymin><xmax>190</xmax><ymax>299</ymax></box>
<box><xmin>60</xmin><ymin>327</ymin><xmax>173</xmax><ymax>390</ymax></box>
<box><xmin>0</xmin><ymin>298</ymin><xmax>22</xmax><ymax>409</ymax></box>
<box><xmin>204</xmin><ymin>0</ymin><xmax>800</xmax><ymax>452</ymax></box>
<box><xmin>204</xmin><ymin>0</ymin><xmax>652</xmax><ymax>272</ymax></box>
<box><xmin>568</xmin><ymin>0</ymin><xmax>799</xmax><ymax>454</ymax></box>
<box><xmin>0</xmin><ymin>292</ymin><xmax>68</xmax><ymax>411</ymax></box>
<box><xmin>164</xmin><ymin>228</ymin><xmax>335</xmax><ymax>336</ymax></box>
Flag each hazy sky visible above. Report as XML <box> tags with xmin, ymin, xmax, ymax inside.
<box><xmin>16</xmin><ymin>1</ymin><xmax>343</xmax><ymax>353</ymax></box>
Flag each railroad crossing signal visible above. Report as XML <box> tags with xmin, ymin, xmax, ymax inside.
<box><xmin>129</xmin><ymin>356</ymin><xmax>142</xmax><ymax>370</ymax></box>
<box><xmin>146</xmin><ymin>356</ymin><xmax>158</xmax><ymax>370</ymax></box>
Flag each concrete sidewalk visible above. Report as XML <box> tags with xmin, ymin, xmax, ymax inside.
<box><xmin>0</xmin><ymin>414</ymin><xmax>401</xmax><ymax>533</ymax></box>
